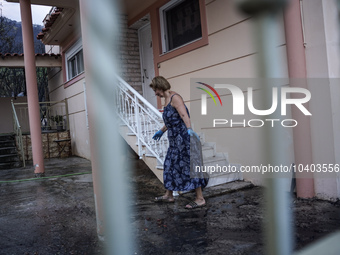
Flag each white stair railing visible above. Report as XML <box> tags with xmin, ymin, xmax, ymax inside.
<box><xmin>116</xmin><ymin>77</ymin><xmax>168</xmax><ymax>165</ymax></box>
<box><xmin>11</xmin><ymin>100</ymin><xmax>25</xmax><ymax>167</ymax></box>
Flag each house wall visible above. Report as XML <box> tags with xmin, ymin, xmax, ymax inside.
<box><xmin>153</xmin><ymin>0</ymin><xmax>292</xmax><ymax>187</ymax></box>
<box><xmin>0</xmin><ymin>97</ymin><xmax>27</xmax><ymax>134</ymax></box>
<box><xmin>302</xmin><ymin>0</ymin><xmax>340</xmax><ymax>200</ymax></box>
<box><xmin>47</xmin><ymin>63</ymin><xmax>91</xmax><ymax>159</ymax></box>
<box><xmin>45</xmin><ymin>14</ymin><xmax>142</xmax><ymax>160</ymax></box>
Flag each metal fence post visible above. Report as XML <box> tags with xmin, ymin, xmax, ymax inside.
<box><xmin>79</xmin><ymin>0</ymin><xmax>134</xmax><ymax>254</ymax></box>
<box><xmin>64</xmin><ymin>98</ymin><xmax>70</xmax><ymax>131</ymax></box>
<box><xmin>235</xmin><ymin>1</ymin><xmax>292</xmax><ymax>255</ymax></box>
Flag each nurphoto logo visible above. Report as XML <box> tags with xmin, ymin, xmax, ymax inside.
<box><xmin>196</xmin><ymin>81</ymin><xmax>312</xmax><ymax>128</ymax></box>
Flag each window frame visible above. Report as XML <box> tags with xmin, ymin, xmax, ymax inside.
<box><xmin>65</xmin><ymin>39</ymin><xmax>84</xmax><ymax>81</ymax></box>
<box><xmin>154</xmin><ymin>0</ymin><xmax>208</xmax><ymax>65</ymax></box>
<box><xmin>159</xmin><ymin>0</ymin><xmax>202</xmax><ymax>54</ymax></box>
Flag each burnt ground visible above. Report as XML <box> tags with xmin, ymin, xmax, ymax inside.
<box><xmin>0</xmin><ymin>154</ymin><xmax>339</xmax><ymax>255</ymax></box>
<box><xmin>130</xmin><ymin>157</ymin><xmax>340</xmax><ymax>255</ymax></box>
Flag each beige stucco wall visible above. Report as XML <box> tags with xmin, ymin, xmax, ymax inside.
<box><xmin>157</xmin><ymin>0</ymin><xmax>292</xmax><ymax>188</ymax></box>
<box><xmin>48</xmin><ymin>67</ymin><xmax>91</xmax><ymax>160</ymax></box>
<box><xmin>0</xmin><ymin>97</ymin><xmax>27</xmax><ymax>134</ymax></box>
<box><xmin>303</xmin><ymin>0</ymin><xmax>340</xmax><ymax>200</ymax></box>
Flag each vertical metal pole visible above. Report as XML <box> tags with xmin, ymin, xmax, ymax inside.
<box><xmin>64</xmin><ymin>98</ymin><xmax>70</xmax><ymax>131</ymax></box>
<box><xmin>257</xmin><ymin>15</ymin><xmax>292</xmax><ymax>255</ymax></box>
<box><xmin>79</xmin><ymin>0</ymin><xmax>134</xmax><ymax>254</ymax></box>
<box><xmin>235</xmin><ymin>1</ymin><xmax>291</xmax><ymax>255</ymax></box>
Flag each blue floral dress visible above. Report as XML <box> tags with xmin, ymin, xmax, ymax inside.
<box><xmin>163</xmin><ymin>94</ymin><xmax>208</xmax><ymax>191</ymax></box>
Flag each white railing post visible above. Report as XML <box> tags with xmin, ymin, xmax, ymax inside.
<box><xmin>134</xmin><ymin>95</ymin><xmax>143</xmax><ymax>158</ymax></box>
<box><xmin>115</xmin><ymin>77</ymin><xmax>168</xmax><ymax>164</ymax></box>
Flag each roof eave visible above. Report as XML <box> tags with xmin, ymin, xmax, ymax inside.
<box><xmin>0</xmin><ymin>54</ymin><xmax>62</xmax><ymax>68</ymax></box>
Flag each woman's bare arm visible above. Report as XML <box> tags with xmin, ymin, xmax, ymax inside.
<box><xmin>171</xmin><ymin>94</ymin><xmax>191</xmax><ymax>129</ymax></box>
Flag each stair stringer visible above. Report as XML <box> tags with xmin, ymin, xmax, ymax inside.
<box><xmin>119</xmin><ymin>125</ymin><xmax>163</xmax><ymax>183</ymax></box>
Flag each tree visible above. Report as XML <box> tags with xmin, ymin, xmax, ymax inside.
<box><xmin>0</xmin><ymin>16</ymin><xmax>48</xmax><ymax>100</ymax></box>
<box><xmin>0</xmin><ymin>17</ymin><xmax>22</xmax><ymax>53</ymax></box>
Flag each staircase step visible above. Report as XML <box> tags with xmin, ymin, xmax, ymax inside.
<box><xmin>201</xmin><ymin>142</ymin><xmax>215</xmax><ymax>159</ymax></box>
<box><xmin>0</xmin><ymin>161</ymin><xmax>22</xmax><ymax>170</ymax></box>
<box><xmin>0</xmin><ymin>134</ymin><xmax>22</xmax><ymax>169</ymax></box>
<box><xmin>206</xmin><ymin>167</ymin><xmax>243</xmax><ymax>188</ymax></box>
<box><xmin>203</xmin><ymin>153</ymin><xmax>229</xmax><ymax>166</ymax></box>
<box><xmin>0</xmin><ymin>154</ymin><xmax>20</xmax><ymax>163</ymax></box>
<box><xmin>0</xmin><ymin>147</ymin><xmax>17</xmax><ymax>155</ymax></box>
<box><xmin>0</xmin><ymin>134</ymin><xmax>15</xmax><ymax>141</ymax></box>
<box><xmin>0</xmin><ymin>140</ymin><xmax>16</xmax><ymax>147</ymax></box>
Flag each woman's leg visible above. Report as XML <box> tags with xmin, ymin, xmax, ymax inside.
<box><xmin>154</xmin><ymin>189</ymin><xmax>174</xmax><ymax>202</ymax></box>
<box><xmin>164</xmin><ymin>189</ymin><xmax>173</xmax><ymax>199</ymax></box>
<box><xmin>185</xmin><ymin>187</ymin><xmax>206</xmax><ymax>208</ymax></box>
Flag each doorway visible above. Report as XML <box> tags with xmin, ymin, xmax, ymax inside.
<box><xmin>138</xmin><ymin>23</ymin><xmax>157</xmax><ymax>108</ymax></box>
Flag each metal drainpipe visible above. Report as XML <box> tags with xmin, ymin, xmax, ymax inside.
<box><xmin>236</xmin><ymin>1</ymin><xmax>292</xmax><ymax>255</ymax></box>
<box><xmin>283</xmin><ymin>0</ymin><xmax>314</xmax><ymax>198</ymax></box>
<box><xmin>79</xmin><ymin>0</ymin><xmax>134</xmax><ymax>254</ymax></box>
<box><xmin>19</xmin><ymin>0</ymin><xmax>45</xmax><ymax>175</ymax></box>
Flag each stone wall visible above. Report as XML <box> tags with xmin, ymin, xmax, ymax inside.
<box><xmin>19</xmin><ymin>131</ymin><xmax>71</xmax><ymax>161</ymax></box>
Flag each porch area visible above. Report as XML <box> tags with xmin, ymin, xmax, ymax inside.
<box><xmin>10</xmin><ymin>99</ymin><xmax>72</xmax><ymax>167</ymax></box>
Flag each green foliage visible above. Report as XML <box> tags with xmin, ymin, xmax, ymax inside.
<box><xmin>0</xmin><ymin>17</ymin><xmax>22</xmax><ymax>53</ymax></box>
<box><xmin>0</xmin><ymin>16</ymin><xmax>48</xmax><ymax>99</ymax></box>
<box><xmin>50</xmin><ymin>115</ymin><xmax>63</xmax><ymax>125</ymax></box>
<box><xmin>0</xmin><ymin>67</ymin><xmax>48</xmax><ymax>100</ymax></box>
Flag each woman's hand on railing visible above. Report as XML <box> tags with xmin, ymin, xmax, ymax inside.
<box><xmin>152</xmin><ymin>130</ymin><xmax>164</xmax><ymax>141</ymax></box>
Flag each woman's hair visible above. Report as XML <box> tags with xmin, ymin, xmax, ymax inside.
<box><xmin>149</xmin><ymin>76</ymin><xmax>171</xmax><ymax>91</ymax></box>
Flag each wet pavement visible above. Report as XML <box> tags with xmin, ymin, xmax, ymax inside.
<box><xmin>1</xmin><ymin>152</ymin><xmax>340</xmax><ymax>255</ymax></box>
<box><xmin>0</xmin><ymin>157</ymin><xmax>102</xmax><ymax>255</ymax></box>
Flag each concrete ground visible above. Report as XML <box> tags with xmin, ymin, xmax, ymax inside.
<box><xmin>1</xmin><ymin>152</ymin><xmax>340</xmax><ymax>255</ymax></box>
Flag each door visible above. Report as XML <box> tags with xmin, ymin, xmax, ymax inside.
<box><xmin>138</xmin><ymin>23</ymin><xmax>157</xmax><ymax>108</ymax></box>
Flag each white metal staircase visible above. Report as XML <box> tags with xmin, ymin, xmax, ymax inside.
<box><xmin>116</xmin><ymin>77</ymin><xmax>242</xmax><ymax>187</ymax></box>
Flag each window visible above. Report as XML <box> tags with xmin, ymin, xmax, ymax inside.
<box><xmin>160</xmin><ymin>0</ymin><xmax>202</xmax><ymax>53</ymax></box>
<box><xmin>65</xmin><ymin>39</ymin><xmax>84</xmax><ymax>81</ymax></box>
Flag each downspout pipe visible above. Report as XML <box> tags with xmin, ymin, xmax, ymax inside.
<box><xmin>19</xmin><ymin>0</ymin><xmax>45</xmax><ymax>174</ymax></box>
<box><xmin>283</xmin><ymin>0</ymin><xmax>314</xmax><ymax>198</ymax></box>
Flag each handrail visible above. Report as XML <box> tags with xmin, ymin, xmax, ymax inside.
<box><xmin>13</xmin><ymin>99</ymin><xmax>69</xmax><ymax>132</ymax></box>
<box><xmin>11</xmin><ymin>100</ymin><xmax>25</xmax><ymax>167</ymax></box>
<box><xmin>116</xmin><ymin>77</ymin><xmax>168</xmax><ymax>165</ymax></box>
<box><xmin>117</xmin><ymin>76</ymin><xmax>162</xmax><ymax>119</ymax></box>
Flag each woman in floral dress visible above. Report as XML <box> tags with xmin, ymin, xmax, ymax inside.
<box><xmin>150</xmin><ymin>76</ymin><xmax>208</xmax><ymax>209</ymax></box>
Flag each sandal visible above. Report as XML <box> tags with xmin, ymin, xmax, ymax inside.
<box><xmin>185</xmin><ymin>201</ymin><xmax>206</xmax><ymax>209</ymax></box>
<box><xmin>154</xmin><ymin>196</ymin><xmax>175</xmax><ymax>203</ymax></box>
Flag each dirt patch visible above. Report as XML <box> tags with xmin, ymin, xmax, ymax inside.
<box><xmin>130</xmin><ymin>158</ymin><xmax>340</xmax><ymax>255</ymax></box>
